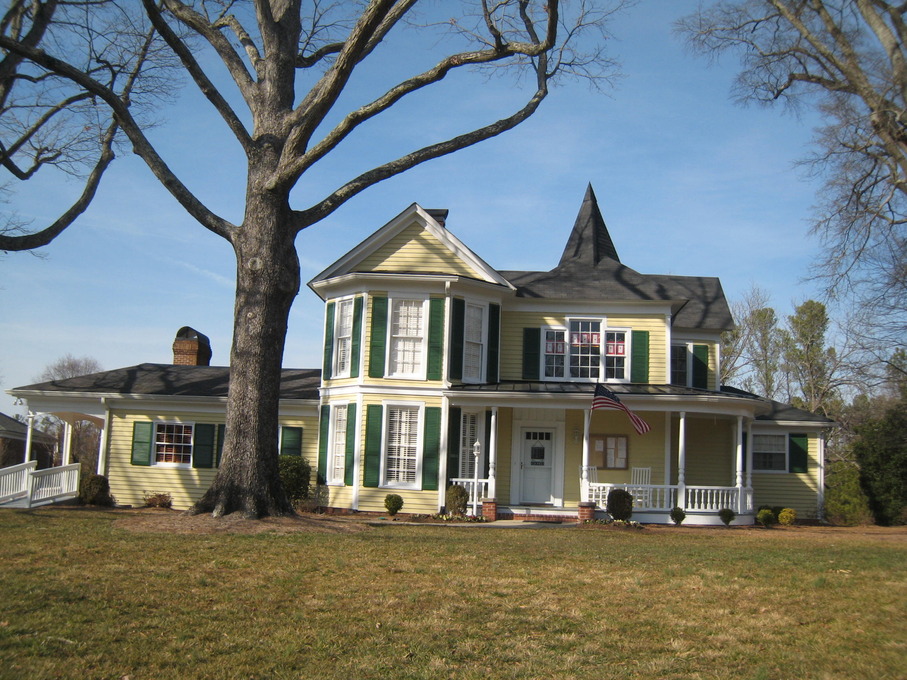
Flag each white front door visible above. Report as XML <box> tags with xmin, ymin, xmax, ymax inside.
<box><xmin>520</xmin><ymin>429</ymin><xmax>555</xmax><ymax>504</ymax></box>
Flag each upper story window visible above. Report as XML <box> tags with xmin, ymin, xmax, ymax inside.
<box><xmin>334</xmin><ymin>299</ymin><xmax>354</xmax><ymax>377</ymax></box>
<box><xmin>155</xmin><ymin>422</ymin><xmax>193</xmax><ymax>465</ymax></box>
<box><xmin>389</xmin><ymin>298</ymin><xmax>427</xmax><ymax>378</ymax></box>
<box><xmin>544</xmin><ymin>330</ymin><xmax>566</xmax><ymax>378</ymax></box>
<box><xmin>463</xmin><ymin>303</ymin><xmax>485</xmax><ymax>382</ymax></box>
<box><xmin>525</xmin><ymin>324</ymin><xmax>644</xmax><ymax>384</ymax></box>
<box><xmin>671</xmin><ymin>345</ymin><xmax>689</xmax><ymax>386</ymax></box>
<box><xmin>671</xmin><ymin>343</ymin><xmax>710</xmax><ymax>389</ymax></box>
<box><xmin>604</xmin><ymin>330</ymin><xmax>626</xmax><ymax>380</ymax></box>
<box><xmin>570</xmin><ymin>320</ymin><xmax>601</xmax><ymax>379</ymax></box>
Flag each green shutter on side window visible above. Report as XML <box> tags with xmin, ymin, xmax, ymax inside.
<box><xmin>422</xmin><ymin>407</ymin><xmax>441</xmax><ymax>491</ymax></box>
<box><xmin>789</xmin><ymin>434</ymin><xmax>809</xmax><ymax>473</ymax></box>
<box><xmin>364</xmin><ymin>404</ymin><xmax>383</xmax><ymax>487</ymax></box>
<box><xmin>281</xmin><ymin>426</ymin><xmax>303</xmax><ymax>456</ymax></box>
<box><xmin>193</xmin><ymin>423</ymin><xmax>216</xmax><ymax>469</ymax></box>
<box><xmin>487</xmin><ymin>304</ymin><xmax>500</xmax><ymax>383</ymax></box>
<box><xmin>447</xmin><ymin>407</ymin><xmax>461</xmax><ymax>484</ymax></box>
<box><xmin>323</xmin><ymin>301</ymin><xmax>335</xmax><ymax>380</ymax></box>
<box><xmin>369</xmin><ymin>297</ymin><xmax>388</xmax><ymax>378</ymax></box>
<box><xmin>630</xmin><ymin>330</ymin><xmax>650</xmax><ymax>383</ymax></box>
<box><xmin>350</xmin><ymin>296</ymin><xmax>363</xmax><ymax>378</ymax></box>
<box><xmin>449</xmin><ymin>298</ymin><xmax>465</xmax><ymax>380</ymax></box>
<box><xmin>317</xmin><ymin>406</ymin><xmax>330</xmax><ymax>484</ymax></box>
<box><xmin>483</xmin><ymin>410</ymin><xmax>492</xmax><ymax>479</ymax></box>
<box><xmin>130</xmin><ymin>421</ymin><xmax>153</xmax><ymax>466</ymax></box>
<box><xmin>522</xmin><ymin>328</ymin><xmax>541</xmax><ymax>380</ymax></box>
<box><xmin>216</xmin><ymin>424</ymin><xmax>226</xmax><ymax>467</ymax></box>
<box><xmin>427</xmin><ymin>298</ymin><xmax>445</xmax><ymax>381</ymax></box>
<box><xmin>344</xmin><ymin>403</ymin><xmax>357</xmax><ymax>486</ymax></box>
<box><xmin>692</xmin><ymin>344</ymin><xmax>710</xmax><ymax>389</ymax></box>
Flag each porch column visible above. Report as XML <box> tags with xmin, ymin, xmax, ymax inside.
<box><xmin>677</xmin><ymin>411</ymin><xmax>686</xmax><ymax>509</ymax></box>
<box><xmin>735</xmin><ymin>416</ymin><xmax>745</xmax><ymax>514</ymax></box>
<box><xmin>96</xmin><ymin>398</ymin><xmax>110</xmax><ymax>476</ymax></box>
<box><xmin>488</xmin><ymin>407</ymin><xmax>498</xmax><ymax>500</ymax></box>
<box><xmin>745</xmin><ymin>426</ymin><xmax>753</xmax><ymax>490</ymax></box>
<box><xmin>24</xmin><ymin>412</ymin><xmax>35</xmax><ymax>463</ymax></box>
<box><xmin>62</xmin><ymin>420</ymin><xmax>74</xmax><ymax>466</ymax></box>
<box><xmin>581</xmin><ymin>408</ymin><xmax>591</xmax><ymax>501</ymax></box>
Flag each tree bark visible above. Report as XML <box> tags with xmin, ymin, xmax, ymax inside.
<box><xmin>189</xmin><ymin>180</ymin><xmax>300</xmax><ymax>518</ymax></box>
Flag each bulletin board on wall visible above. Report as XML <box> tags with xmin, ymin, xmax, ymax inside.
<box><xmin>589</xmin><ymin>434</ymin><xmax>629</xmax><ymax>470</ymax></box>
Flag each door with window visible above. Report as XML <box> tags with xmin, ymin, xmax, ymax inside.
<box><xmin>520</xmin><ymin>429</ymin><xmax>555</xmax><ymax>504</ymax></box>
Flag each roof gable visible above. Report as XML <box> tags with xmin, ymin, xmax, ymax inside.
<box><xmin>309</xmin><ymin>203</ymin><xmax>513</xmax><ymax>293</ymax></box>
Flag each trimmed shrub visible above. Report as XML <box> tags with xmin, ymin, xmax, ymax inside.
<box><xmin>756</xmin><ymin>507</ymin><xmax>777</xmax><ymax>527</ymax></box>
<box><xmin>718</xmin><ymin>508</ymin><xmax>736</xmax><ymax>526</ymax></box>
<box><xmin>142</xmin><ymin>491</ymin><xmax>172</xmax><ymax>508</ymax></box>
<box><xmin>606</xmin><ymin>488</ymin><xmax>634</xmax><ymax>521</ymax></box>
<box><xmin>446</xmin><ymin>484</ymin><xmax>469</xmax><ymax>516</ymax></box>
<box><xmin>778</xmin><ymin>508</ymin><xmax>796</xmax><ymax>526</ymax></box>
<box><xmin>669</xmin><ymin>506</ymin><xmax>686</xmax><ymax>525</ymax></box>
<box><xmin>79</xmin><ymin>474</ymin><xmax>114</xmax><ymax>506</ymax></box>
<box><xmin>384</xmin><ymin>493</ymin><xmax>404</xmax><ymax>516</ymax></box>
<box><xmin>278</xmin><ymin>456</ymin><xmax>311</xmax><ymax>505</ymax></box>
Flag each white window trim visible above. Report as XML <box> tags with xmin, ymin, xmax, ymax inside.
<box><xmin>153</xmin><ymin>420</ymin><xmax>195</xmax><ymax>468</ymax></box>
<box><xmin>462</xmin><ymin>301</ymin><xmax>488</xmax><ymax>384</ymax></box>
<box><xmin>539</xmin><ymin>319</ymin><xmax>631</xmax><ymax>384</ymax></box>
<box><xmin>380</xmin><ymin>401</ymin><xmax>424</xmax><ymax>489</ymax></box>
<box><xmin>327</xmin><ymin>403</ymin><xmax>350</xmax><ymax>485</ymax></box>
<box><xmin>602</xmin><ymin>326</ymin><xmax>631</xmax><ymax>383</ymax></box>
<box><xmin>386</xmin><ymin>295</ymin><xmax>429</xmax><ymax>380</ymax></box>
<box><xmin>332</xmin><ymin>297</ymin><xmax>356</xmax><ymax>379</ymax></box>
<box><xmin>752</xmin><ymin>431</ymin><xmax>789</xmax><ymax>474</ymax></box>
<box><xmin>541</xmin><ymin>325</ymin><xmax>568</xmax><ymax>381</ymax></box>
<box><xmin>671</xmin><ymin>343</ymin><xmax>693</xmax><ymax>387</ymax></box>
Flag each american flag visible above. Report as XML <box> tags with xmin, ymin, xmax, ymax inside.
<box><xmin>592</xmin><ymin>384</ymin><xmax>651</xmax><ymax>435</ymax></box>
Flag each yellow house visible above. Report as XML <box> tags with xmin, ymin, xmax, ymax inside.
<box><xmin>7</xmin><ymin>188</ymin><xmax>832</xmax><ymax>523</ymax></box>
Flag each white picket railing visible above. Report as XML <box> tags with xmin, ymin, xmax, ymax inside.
<box><xmin>451</xmin><ymin>478</ymin><xmax>489</xmax><ymax>516</ymax></box>
<box><xmin>0</xmin><ymin>461</ymin><xmax>37</xmax><ymax>504</ymax></box>
<box><xmin>685</xmin><ymin>485</ymin><xmax>741</xmax><ymax>512</ymax></box>
<box><xmin>588</xmin><ymin>483</ymin><xmax>676</xmax><ymax>511</ymax></box>
<box><xmin>588</xmin><ymin>482</ymin><xmax>752</xmax><ymax>515</ymax></box>
<box><xmin>0</xmin><ymin>462</ymin><xmax>79</xmax><ymax>507</ymax></box>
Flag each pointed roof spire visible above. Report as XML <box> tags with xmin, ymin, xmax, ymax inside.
<box><xmin>558</xmin><ymin>184</ymin><xmax>620</xmax><ymax>267</ymax></box>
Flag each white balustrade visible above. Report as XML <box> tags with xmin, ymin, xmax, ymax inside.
<box><xmin>0</xmin><ymin>461</ymin><xmax>36</xmax><ymax>503</ymax></box>
<box><xmin>29</xmin><ymin>464</ymin><xmax>80</xmax><ymax>504</ymax></box>
<box><xmin>684</xmin><ymin>486</ymin><xmax>740</xmax><ymax>511</ymax></box>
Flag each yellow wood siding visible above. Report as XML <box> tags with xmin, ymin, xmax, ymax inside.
<box><xmin>678</xmin><ymin>417</ymin><xmax>737</xmax><ymax>487</ymax></box>
<box><xmin>608</xmin><ymin>314</ymin><xmax>668</xmax><ymax>383</ymax></box>
<box><xmin>751</xmin><ymin>436</ymin><xmax>822</xmax><ymax>519</ymax></box>
<box><xmin>357</xmin><ymin>223</ymin><xmax>478</xmax><ymax>276</ymax></box>
<box><xmin>106</xmin><ymin>411</ymin><xmax>318</xmax><ymax>511</ymax></box>
<box><xmin>590</xmin><ymin>410</ymin><xmax>668</xmax><ymax>487</ymax></box>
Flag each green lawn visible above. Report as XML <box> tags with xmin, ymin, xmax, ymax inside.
<box><xmin>1</xmin><ymin>508</ymin><xmax>904</xmax><ymax>680</ymax></box>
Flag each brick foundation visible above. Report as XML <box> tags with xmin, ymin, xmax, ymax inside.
<box><xmin>481</xmin><ymin>498</ymin><xmax>498</xmax><ymax>522</ymax></box>
<box><xmin>578</xmin><ymin>501</ymin><xmax>597</xmax><ymax>522</ymax></box>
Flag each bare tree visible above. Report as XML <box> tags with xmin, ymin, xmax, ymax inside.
<box><xmin>1</xmin><ymin>0</ymin><xmax>630</xmax><ymax>517</ymax></box>
<box><xmin>678</xmin><ymin>1</ymin><xmax>907</xmax><ymax>356</ymax></box>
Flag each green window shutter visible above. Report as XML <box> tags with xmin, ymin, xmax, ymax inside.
<box><xmin>344</xmin><ymin>403</ymin><xmax>357</xmax><ymax>486</ymax></box>
<box><xmin>449</xmin><ymin>297</ymin><xmax>465</xmax><ymax>381</ymax></box>
<box><xmin>483</xmin><ymin>410</ymin><xmax>492</xmax><ymax>479</ymax></box>
<box><xmin>522</xmin><ymin>328</ymin><xmax>541</xmax><ymax>380</ymax></box>
<box><xmin>130</xmin><ymin>421</ymin><xmax>154</xmax><ymax>466</ymax></box>
<box><xmin>364</xmin><ymin>404</ymin><xmax>383</xmax><ymax>487</ymax></box>
<box><xmin>427</xmin><ymin>298</ymin><xmax>445</xmax><ymax>381</ymax></box>
<box><xmin>192</xmin><ymin>423</ymin><xmax>216</xmax><ymax>469</ymax></box>
<box><xmin>317</xmin><ymin>406</ymin><xmax>330</xmax><ymax>484</ymax></box>
<box><xmin>422</xmin><ymin>407</ymin><xmax>441</xmax><ymax>491</ymax></box>
<box><xmin>692</xmin><ymin>344</ymin><xmax>709</xmax><ymax>389</ymax></box>
<box><xmin>447</xmin><ymin>406</ymin><xmax>462</xmax><ymax>484</ymax></box>
<box><xmin>630</xmin><ymin>330</ymin><xmax>650</xmax><ymax>383</ymax></box>
<box><xmin>487</xmin><ymin>304</ymin><xmax>500</xmax><ymax>383</ymax></box>
<box><xmin>789</xmin><ymin>434</ymin><xmax>809</xmax><ymax>474</ymax></box>
<box><xmin>369</xmin><ymin>297</ymin><xmax>388</xmax><ymax>378</ymax></box>
<box><xmin>350</xmin><ymin>296</ymin><xmax>363</xmax><ymax>378</ymax></box>
<box><xmin>281</xmin><ymin>426</ymin><xmax>303</xmax><ymax>457</ymax></box>
<box><xmin>323</xmin><ymin>301</ymin><xmax>335</xmax><ymax>380</ymax></box>
<box><xmin>216</xmin><ymin>424</ymin><xmax>226</xmax><ymax>467</ymax></box>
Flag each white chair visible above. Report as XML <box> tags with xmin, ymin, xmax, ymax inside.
<box><xmin>631</xmin><ymin>467</ymin><xmax>651</xmax><ymax>507</ymax></box>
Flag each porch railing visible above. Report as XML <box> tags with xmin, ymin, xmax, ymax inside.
<box><xmin>0</xmin><ymin>462</ymin><xmax>79</xmax><ymax>507</ymax></box>
<box><xmin>0</xmin><ymin>461</ymin><xmax>37</xmax><ymax>504</ymax></box>
<box><xmin>451</xmin><ymin>478</ymin><xmax>489</xmax><ymax>516</ymax></box>
<box><xmin>587</xmin><ymin>482</ymin><xmax>752</xmax><ymax>515</ymax></box>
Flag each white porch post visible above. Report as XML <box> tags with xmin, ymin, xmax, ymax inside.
<box><xmin>488</xmin><ymin>407</ymin><xmax>498</xmax><ymax>500</ymax></box>
<box><xmin>677</xmin><ymin>411</ymin><xmax>686</xmax><ymax>509</ymax></box>
<box><xmin>581</xmin><ymin>408</ymin><xmax>591</xmax><ymax>500</ymax></box>
<box><xmin>62</xmin><ymin>420</ymin><xmax>74</xmax><ymax>466</ymax></box>
<box><xmin>24</xmin><ymin>412</ymin><xmax>35</xmax><ymax>463</ymax></box>
<box><xmin>735</xmin><ymin>416</ymin><xmax>744</xmax><ymax>514</ymax></box>
<box><xmin>96</xmin><ymin>398</ymin><xmax>110</xmax><ymax>476</ymax></box>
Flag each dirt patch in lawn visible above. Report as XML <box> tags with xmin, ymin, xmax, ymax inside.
<box><xmin>112</xmin><ymin>508</ymin><xmax>371</xmax><ymax>535</ymax></box>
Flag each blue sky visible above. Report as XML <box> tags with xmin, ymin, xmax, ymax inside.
<box><xmin>0</xmin><ymin>1</ymin><xmax>825</xmax><ymax>417</ymax></box>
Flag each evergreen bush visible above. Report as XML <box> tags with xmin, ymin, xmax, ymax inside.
<box><xmin>778</xmin><ymin>508</ymin><xmax>796</xmax><ymax>526</ymax></box>
<box><xmin>445</xmin><ymin>484</ymin><xmax>469</xmax><ymax>516</ymax></box>
<box><xmin>606</xmin><ymin>488</ymin><xmax>634</xmax><ymax>521</ymax></box>
<box><xmin>278</xmin><ymin>456</ymin><xmax>311</xmax><ymax>506</ymax></box>
<box><xmin>824</xmin><ymin>461</ymin><xmax>874</xmax><ymax>525</ymax></box>
<box><xmin>756</xmin><ymin>507</ymin><xmax>777</xmax><ymax>527</ymax></box>
<box><xmin>79</xmin><ymin>474</ymin><xmax>114</xmax><ymax>506</ymax></box>
<box><xmin>384</xmin><ymin>493</ymin><xmax>404</xmax><ymax>516</ymax></box>
<box><xmin>718</xmin><ymin>508</ymin><xmax>736</xmax><ymax>526</ymax></box>
<box><xmin>669</xmin><ymin>506</ymin><xmax>686</xmax><ymax>525</ymax></box>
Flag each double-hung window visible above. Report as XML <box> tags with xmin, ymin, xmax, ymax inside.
<box><xmin>570</xmin><ymin>320</ymin><xmax>601</xmax><ymax>379</ymax></box>
<box><xmin>463</xmin><ymin>303</ymin><xmax>485</xmax><ymax>382</ymax></box>
<box><xmin>154</xmin><ymin>422</ymin><xmax>193</xmax><ymax>465</ymax></box>
<box><xmin>388</xmin><ymin>298</ymin><xmax>426</xmax><ymax>378</ymax></box>
<box><xmin>753</xmin><ymin>434</ymin><xmax>787</xmax><ymax>471</ymax></box>
<box><xmin>544</xmin><ymin>329</ymin><xmax>566</xmax><ymax>378</ymax></box>
<box><xmin>328</xmin><ymin>405</ymin><xmax>348</xmax><ymax>484</ymax></box>
<box><xmin>458</xmin><ymin>411</ymin><xmax>481</xmax><ymax>478</ymax></box>
<box><xmin>334</xmin><ymin>299</ymin><xmax>354</xmax><ymax>377</ymax></box>
<box><xmin>604</xmin><ymin>330</ymin><xmax>627</xmax><ymax>380</ymax></box>
<box><xmin>384</xmin><ymin>405</ymin><xmax>421</xmax><ymax>486</ymax></box>
<box><xmin>671</xmin><ymin>345</ymin><xmax>689</xmax><ymax>386</ymax></box>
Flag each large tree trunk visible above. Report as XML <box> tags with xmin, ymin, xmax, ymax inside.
<box><xmin>189</xmin><ymin>186</ymin><xmax>300</xmax><ymax>518</ymax></box>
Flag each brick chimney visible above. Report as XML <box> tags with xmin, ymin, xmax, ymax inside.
<box><xmin>172</xmin><ymin>327</ymin><xmax>212</xmax><ymax>366</ymax></box>
<box><xmin>426</xmin><ymin>209</ymin><xmax>449</xmax><ymax>227</ymax></box>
